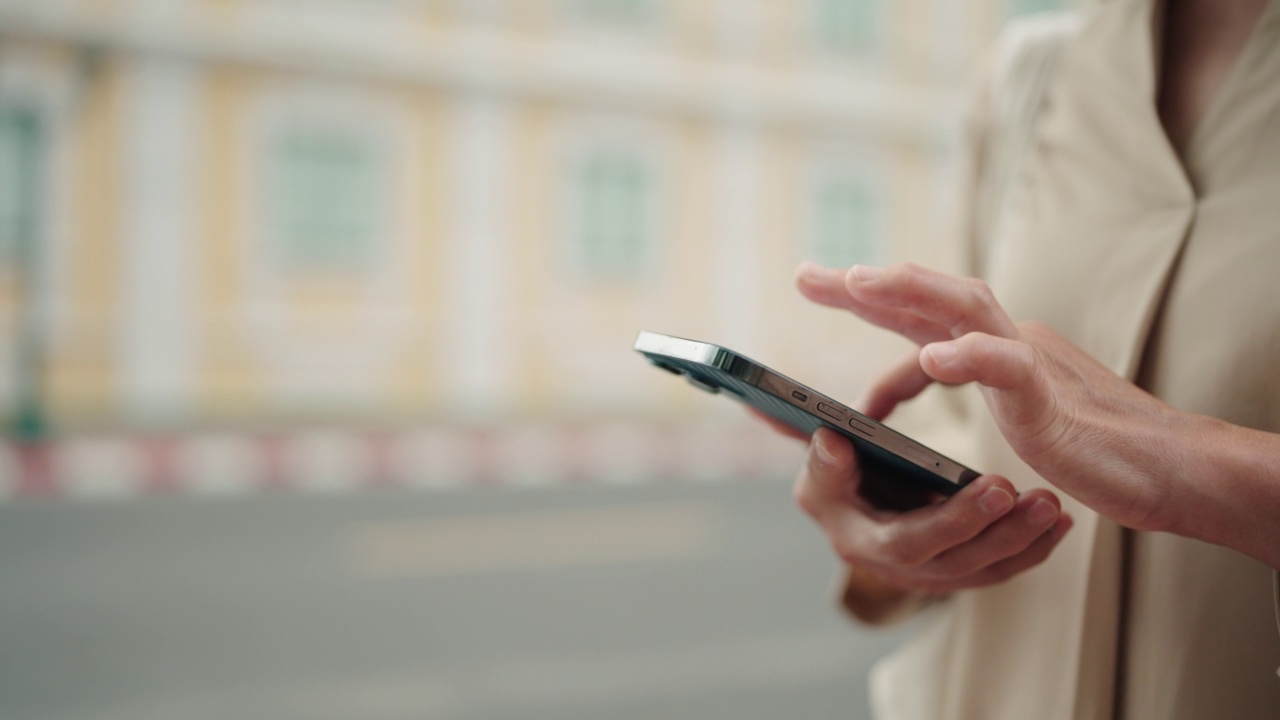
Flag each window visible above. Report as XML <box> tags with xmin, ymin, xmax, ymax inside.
<box><xmin>0</xmin><ymin>107</ymin><xmax>40</xmax><ymax>265</ymax></box>
<box><xmin>814</xmin><ymin>0</ymin><xmax>880</xmax><ymax>54</ymax></box>
<box><xmin>812</xmin><ymin>174</ymin><xmax>877</xmax><ymax>268</ymax></box>
<box><xmin>575</xmin><ymin>149</ymin><xmax>653</xmax><ymax>278</ymax></box>
<box><xmin>572</xmin><ymin>0</ymin><xmax>657</xmax><ymax>26</ymax></box>
<box><xmin>1007</xmin><ymin>0</ymin><xmax>1064</xmax><ymax>17</ymax></box>
<box><xmin>268</xmin><ymin>126</ymin><xmax>385</xmax><ymax>272</ymax></box>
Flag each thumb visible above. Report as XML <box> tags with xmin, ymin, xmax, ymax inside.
<box><xmin>919</xmin><ymin>333</ymin><xmax>1053</xmax><ymax>428</ymax></box>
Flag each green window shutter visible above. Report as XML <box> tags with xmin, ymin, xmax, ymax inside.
<box><xmin>578</xmin><ymin>151</ymin><xmax>651</xmax><ymax>278</ymax></box>
<box><xmin>816</xmin><ymin>0</ymin><xmax>879</xmax><ymax>54</ymax></box>
<box><xmin>0</xmin><ymin>108</ymin><xmax>40</xmax><ymax>266</ymax></box>
<box><xmin>814</xmin><ymin>175</ymin><xmax>877</xmax><ymax>268</ymax></box>
<box><xmin>271</xmin><ymin>127</ymin><xmax>382</xmax><ymax>272</ymax></box>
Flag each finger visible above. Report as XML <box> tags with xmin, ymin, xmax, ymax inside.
<box><xmin>920</xmin><ymin>333</ymin><xmax>1055</xmax><ymax>428</ymax></box>
<box><xmin>745</xmin><ymin>407</ymin><xmax>810</xmax><ymax>443</ymax></box>
<box><xmin>917</xmin><ymin>489</ymin><xmax>1062</xmax><ymax>578</ymax></box>
<box><xmin>855</xmin><ymin>352</ymin><xmax>936</xmax><ymax>422</ymax></box>
<box><xmin>845</xmin><ymin>263</ymin><xmax>1020</xmax><ymax>340</ymax></box>
<box><xmin>865</xmin><ymin>474</ymin><xmax>1019</xmax><ymax>568</ymax></box>
<box><xmin>912</xmin><ymin>514</ymin><xmax>1074</xmax><ymax>595</ymax></box>
<box><xmin>793</xmin><ymin>428</ymin><xmax>862</xmax><ymax>527</ymax></box>
<box><xmin>795</xmin><ymin>262</ymin><xmax>951</xmax><ymax>345</ymax></box>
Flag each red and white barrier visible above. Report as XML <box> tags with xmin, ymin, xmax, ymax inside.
<box><xmin>0</xmin><ymin>422</ymin><xmax>804</xmax><ymax>501</ymax></box>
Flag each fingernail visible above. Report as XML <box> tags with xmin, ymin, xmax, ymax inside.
<box><xmin>978</xmin><ymin>486</ymin><xmax>1014</xmax><ymax>516</ymax></box>
<box><xmin>850</xmin><ymin>265</ymin><xmax>883</xmax><ymax>282</ymax></box>
<box><xmin>925</xmin><ymin>343</ymin><xmax>958</xmax><ymax>365</ymax></box>
<box><xmin>1027</xmin><ymin>499</ymin><xmax>1058</xmax><ymax>527</ymax></box>
<box><xmin>813</xmin><ymin>434</ymin><xmax>837</xmax><ymax>465</ymax></box>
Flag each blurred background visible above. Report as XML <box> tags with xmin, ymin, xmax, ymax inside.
<box><xmin>0</xmin><ymin>0</ymin><xmax>1066</xmax><ymax>718</ymax></box>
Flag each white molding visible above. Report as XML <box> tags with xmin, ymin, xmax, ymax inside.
<box><xmin>0</xmin><ymin>7</ymin><xmax>960</xmax><ymax>147</ymax></box>
<box><xmin>116</xmin><ymin>56</ymin><xmax>203</xmax><ymax>420</ymax></box>
<box><xmin>439</xmin><ymin>93</ymin><xmax>516</xmax><ymax>417</ymax></box>
<box><xmin>551</xmin><ymin>0</ymin><xmax>677</xmax><ymax>49</ymax></box>
<box><xmin>236</xmin><ymin>0</ymin><xmax>434</xmax><ymax>47</ymax></box>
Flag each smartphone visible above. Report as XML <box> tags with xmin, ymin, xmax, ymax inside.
<box><xmin>634</xmin><ymin>331</ymin><xmax>980</xmax><ymax>510</ymax></box>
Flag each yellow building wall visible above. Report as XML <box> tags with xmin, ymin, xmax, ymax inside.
<box><xmin>46</xmin><ymin>55</ymin><xmax>125</xmax><ymax>423</ymax></box>
<box><xmin>0</xmin><ymin>0</ymin><xmax>1041</xmax><ymax>431</ymax></box>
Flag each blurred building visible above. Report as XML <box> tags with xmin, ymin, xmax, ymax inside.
<box><xmin>0</xmin><ymin>0</ymin><xmax>1066</xmax><ymax>440</ymax></box>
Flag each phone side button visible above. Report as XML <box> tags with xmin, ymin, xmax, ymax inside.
<box><xmin>848</xmin><ymin>417</ymin><xmax>875</xmax><ymax>437</ymax></box>
<box><xmin>817</xmin><ymin>402</ymin><xmax>846</xmax><ymax>421</ymax></box>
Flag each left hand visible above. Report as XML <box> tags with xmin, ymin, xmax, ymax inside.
<box><xmin>796</xmin><ymin>261</ymin><xmax>1188</xmax><ymax>533</ymax></box>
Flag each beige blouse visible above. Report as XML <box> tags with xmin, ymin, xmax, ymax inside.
<box><xmin>856</xmin><ymin>1</ymin><xmax>1280</xmax><ymax>718</ymax></box>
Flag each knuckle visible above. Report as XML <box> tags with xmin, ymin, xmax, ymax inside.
<box><xmin>925</xmin><ymin>552</ymin><xmax>970</xmax><ymax>580</ymax></box>
<box><xmin>877</xmin><ymin>529</ymin><xmax>926</xmax><ymax>568</ymax></box>
<box><xmin>927</xmin><ymin>510</ymin><xmax>971</xmax><ymax>547</ymax></box>
<box><xmin>1018</xmin><ymin>320</ymin><xmax>1051</xmax><ymax>338</ymax></box>
<box><xmin>892</xmin><ymin>261</ymin><xmax>921</xmax><ymax>277</ymax></box>
<box><xmin>967</xmin><ymin>278</ymin><xmax>999</xmax><ymax>313</ymax></box>
<box><xmin>792</xmin><ymin>476</ymin><xmax>821</xmax><ymax>519</ymax></box>
<box><xmin>830</xmin><ymin>534</ymin><xmax>863</xmax><ymax>566</ymax></box>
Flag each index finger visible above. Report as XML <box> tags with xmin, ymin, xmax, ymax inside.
<box><xmin>845</xmin><ymin>263</ymin><xmax>1020</xmax><ymax>340</ymax></box>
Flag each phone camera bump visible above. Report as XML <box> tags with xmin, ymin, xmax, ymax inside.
<box><xmin>686</xmin><ymin>375</ymin><xmax>721</xmax><ymax>394</ymax></box>
<box><xmin>650</xmin><ymin>360</ymin><xmax>684</xmax><ymax>376</ymax></box>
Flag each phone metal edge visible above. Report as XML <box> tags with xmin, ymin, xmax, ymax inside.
<box><xmin>634</xmin><ymin>330</ymin><xmax>980</xmax><ymax>487</ymax></box>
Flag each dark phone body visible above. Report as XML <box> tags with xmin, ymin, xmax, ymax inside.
<box><xmin>634</xmin><ymin>331</ymin><xmax>981</xmax><ymax>510</ymax></box>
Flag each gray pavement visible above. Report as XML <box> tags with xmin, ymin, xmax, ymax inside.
<box><xmin>0</xmin><ymin>480</ymin><xmax>919</xmax><ymax>720</ymax></box>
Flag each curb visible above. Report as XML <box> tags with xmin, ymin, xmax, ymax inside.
<box><xmin>0</xmin><ymin>422</ymin><xmax>805</xmax><ymax>501</ymax></box>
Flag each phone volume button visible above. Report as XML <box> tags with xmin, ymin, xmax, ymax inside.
<box><xmin>817</xmin><ymin>402</ymin><xmax>846</xmax><ymax>421</ymax></box>
<box><xmin>847</xmin><ymin>417</ymin><xmax>875</xmax><ymax>437</ymax></box>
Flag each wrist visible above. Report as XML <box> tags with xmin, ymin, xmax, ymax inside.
<box><xmin>1164</xmin><ymin>413</ymin><xmax>1280</xmax><ymax>566</ymax></box>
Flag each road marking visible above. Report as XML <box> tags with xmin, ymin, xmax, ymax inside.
<box><xmin>340</xmin><ymin>502</ymin><xmax>724</xmax><ymax>579</ymax></box>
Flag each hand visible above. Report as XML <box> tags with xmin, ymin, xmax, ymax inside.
<box><xmin>792</xmin><ymin>427</ymin><xmax>1072</xmax><ymax>596</ymax></box>
<box><xmin>796</xmin><ymin>261</ymin><xmax>1185</xmax><ymax>533</ymax></box>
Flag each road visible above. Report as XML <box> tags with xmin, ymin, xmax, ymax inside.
<box><xmin>0</xmin><ymin>480</ymin><xmax>919</xmax><ymax>720</ymax></box>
